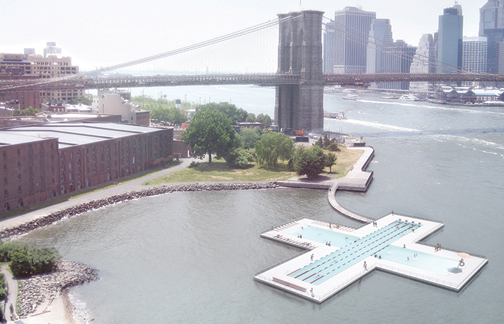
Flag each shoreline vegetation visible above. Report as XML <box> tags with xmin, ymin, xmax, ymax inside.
<box><xmin>0</xmin><ymin>144</ymin><xmax>363</xmax><ymax>322</ymax></box>
<box><xmin>143</xmin><ymin>146</ymin><xmax>363</xmax><ymax>185</ymax></box>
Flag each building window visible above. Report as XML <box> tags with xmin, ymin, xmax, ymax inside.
<box><xmin>69</xmin><ymin>162</ymin><xmax>72</xmax><ymax>170</ymax></box>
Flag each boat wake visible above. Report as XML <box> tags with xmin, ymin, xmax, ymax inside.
<box><xmin>342</xmin><ymin>119</ymin><xmax>419</xmax><ymax>132</ymax></box>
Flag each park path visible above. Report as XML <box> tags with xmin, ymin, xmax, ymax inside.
<box><xmin>1</xmin><ymin>265</ymin><xmax>18</xmax><ymax>323</ymax></box>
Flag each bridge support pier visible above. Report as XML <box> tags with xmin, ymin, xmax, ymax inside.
<box><xmin>275</xmin><ymin>10</ymin><xmax>324</xmax><ymax>134</ymax></box>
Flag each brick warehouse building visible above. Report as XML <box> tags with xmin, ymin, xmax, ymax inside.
<box><xmin>1</xmin><ymin>123</ymin><xmax>172</xmax><ymax>213</ymax></box>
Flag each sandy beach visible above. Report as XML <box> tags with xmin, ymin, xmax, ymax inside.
<box><xmin>16</xmin><ymin>291</ymin><xmax>75</xmax><ymax>324</ymax></box>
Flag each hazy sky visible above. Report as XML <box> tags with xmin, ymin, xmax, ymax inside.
<box><xmin>1</xmin><ymin>0</ymin><xmax>487</xmax><ymax>72</ymax></box>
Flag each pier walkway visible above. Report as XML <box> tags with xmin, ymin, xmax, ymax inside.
<box><xmin>278</xmin><ymin>146</ymin><xmax>375</xmax><ymax>223</ymax></box>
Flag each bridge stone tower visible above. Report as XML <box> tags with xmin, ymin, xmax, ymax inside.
<box><xmin>275</xmin><ymin>10</ymin><xmax>324</xmax><ymax>133</ymax></box>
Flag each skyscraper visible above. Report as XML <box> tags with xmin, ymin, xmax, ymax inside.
<box><xmin>462</xmin><ymin>37</ymin><xmax>488</xmax><ymax>86</ymax></box>
<box><xmin>437</xmin><ymin>4</ymin><xmax>463</xmax><ymax>73</ymax></box>
<box><xmin>324</xmin><ymin>7</ymin><xmax>376</xmax><ymax>74</ymax></box>
<box><xmin>410</xmin><ymin>34</ymin><xmax>436</xmax><ymax>93</ymax></box>
<box><xmin>380</xmin><ymin>40</ymin><xmax>417</xmax><ymax>90</ymax></box>
<box><xmin>366</xmin><ymin>19</ymin><xmax>394</xmax><ymax>74</ymax></box>
<box><xmin>479</xmin><ymin>1</ymin><xmax>504</xmax><ymax>74</ymax></box>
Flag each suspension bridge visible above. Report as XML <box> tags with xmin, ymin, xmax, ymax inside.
<box><xmin>2</xmin><ymin>10</ymin><xmax>503</xmax><ymax>132</ymax></box>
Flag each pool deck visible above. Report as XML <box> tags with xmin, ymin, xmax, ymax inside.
<box><xmin>254</xmin><ymin>214</ymin><xmax>488</xmax><ymax>303</ymax></box>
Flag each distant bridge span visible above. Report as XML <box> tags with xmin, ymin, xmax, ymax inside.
<box><xmin>3</xmin><ymin>73</ymin><xmax>504</xmax><ymax>92</ymax></box>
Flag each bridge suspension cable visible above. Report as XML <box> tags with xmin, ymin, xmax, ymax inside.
<box><xmin>1</xmin><ymin>15</ymin><xmax>299</xmax><ymax>91</ymax></box>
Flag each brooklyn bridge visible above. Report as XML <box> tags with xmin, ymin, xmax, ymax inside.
<box><xmin>2</xmin><ymin>10</ymin><xmax>503</xmax><ymax>132</ymax></box>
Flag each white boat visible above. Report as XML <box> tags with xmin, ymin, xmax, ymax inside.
<box><xmin>399</xmin><ymin>94</ymin><xmax>420</xmax><ymax>101</ymax></box>
<box><xmin>343</xmin><ymin>94</ymin><xmax>360</xmax><ymax>101</ymax></box>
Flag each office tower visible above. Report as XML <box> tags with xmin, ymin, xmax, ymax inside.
<box><xmin>410</xmin><ymin>34</ymin><xmax>436</xmax><ymax>93</ymax></box>
<box><xmin>325</xmin><ymin>7</ymin><xmax>376</xmax><ymax>74</ymax></box>
<box><xmin>437</xmin><ymin>5</ymin><xmax>463</xmax><ymax>73</ymax></box>
<box><xmin>366</xmin><ymin>19</ymin><xmax>394</xmax><ymax>74</ymax></box>
<box><xmin>480</xmin><ymin>1</ymin><xmax>504</xmax><ymax>74</ymax></box>
<box><xmin>380</xmin><ymin>40</ymin><xmax>417</xmax><ymax>90</ymax></box>
<box><xmin>462</xmin><ymin>37</ymin><xmax>488</xmax><ymax>86</ymax></box>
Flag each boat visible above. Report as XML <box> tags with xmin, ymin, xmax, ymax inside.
<box><xmin>380</xmin><ymin>94</ymin><xmax>400</xmax><ymax>99</ymax></box>
<box><xmin>324</xmin><ymin>111</ymin><xmax>346</xmax><ymax>119</ymax></box>
<box><xmin>343</xmin><ymin>94</ymin><xmax>360</xmax><ymax>101</ymax></box>
<box><xmin>399</xmin><ymin>94</ymin><xmax>420</xmax><ymax>101</ymax></box>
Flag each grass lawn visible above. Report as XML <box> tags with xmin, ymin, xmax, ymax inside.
<box><xmin>143</xmin><ymin>161</ymin><xmax>297</xmax><ymax>185</ymax></box>
<box><xmin>143</xmin><ymin>145</ymin><xmax>364</xmax><ymax>185</ymax></box>
<box><xmin>325</xmin><ymin>146</ymin><xmax>364</xmax><ymax>179</ymax></box>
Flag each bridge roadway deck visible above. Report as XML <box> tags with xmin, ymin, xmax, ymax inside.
<box><xmin>3</xmin><ymin>73</ymin><xmax>504</xmax><ymax>91</ymax></box>
<box><xmin>277</xmin><ymin>146</ymin><xmax>375</xmax><ymax>223</ymax></box>
<box><xmin>254</xmin><ymin>215</ymin><xmax>488</xmax><ymax>303</ymax></box>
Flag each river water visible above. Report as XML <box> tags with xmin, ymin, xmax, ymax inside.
<box><xmin>19</xmin><ymin>86</ymin><xmax>504</xmax><ymax>323</ymax></box>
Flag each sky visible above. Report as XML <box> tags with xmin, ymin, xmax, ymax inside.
<box><xmin>0</xmin><ymin>0</ymin><xmax>488</xmax><ymax>72</ymax></box>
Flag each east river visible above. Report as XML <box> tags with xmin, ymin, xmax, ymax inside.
<box><xmin>19</xmin><ymin>86</ymin><xmax>504</xmax><ymax>323</ymax></box>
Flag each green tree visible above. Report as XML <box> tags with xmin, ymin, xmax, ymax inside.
<box><xmin>182</xmin><ymin>110</ymin><xmax>239</xmax><ymax>163</ymax></box>
<box><xmin>254</xmin><ymin>132</ymin><xmax>294</xmax><ymax>168</ymax></box>
<box><xmin>323</xmin><ymin>134</ymin><xmax>331</xmax><ymax>148</ymax></box>
<box><xmin>10</xmin><ymin>251</ymin><xmax>32</xmax><ymax>277</ymax></box>
<box><xmin>0</xmin><ymin>241</ymin><xmax>29</xmax><ymax>262</ymax></box>
<box><xmin>28</xmin><ymin>248</ymin><xmax>59</xmax><ymax>275</ymax></box>
<box><xmin>327</xmin><ymin>143</ymin><xmax>340</xmax><ymax>152</ymax></box>
<box><xmin>13</xmin><ymin>107</ymin><xmax>41</xmax><ymax>116</ymax></box>
<box><xmin>240</xmin><ymin>128</ymin><xmax>262</xmax><ymax>149</ymax></box>
<box><xmin>256</xmin><ymin>113</ymin><xmax>272</xmax><ymax>128</ymax></box>
<box><xmin>246</xmin><ymin>113</ymin><xmax>256</xmax><ymax>122</ymax></box>
<box><xmin>294</xmin><ymin>146</ymin><xmax>327</xmax><ymax>179</ymax></box>
<box><xmin>149</xmin><ymin>105</ymin><xmax>170</xmax><ymax>122</ymax></box>
<box><xmin>225</xmin><ymin>148</ymin><xmax>255</xmax><ymax>168</ymax></box>
<box><xmin>68</xmin><ymin>96</ymin><xmax>92</xmax><ymax>105</ymax></box>
<box><xmin>197</xmin><ymin>102</ymin><xmax>248</xmax><ymax>123</ymax></box>
<box><xmin>314</xmin><ymin>137</ymin><xmax>324</xmax><ymax>148</ymax></box>
<box><xmin>325</xmin><ymin>152</ymin><xmax>337</xmax><ymax>173</ymax></box>
<box><xmin>168</xmin><ymin>106</ymin><xmax>187</xmax><ymax>125</ymax></box>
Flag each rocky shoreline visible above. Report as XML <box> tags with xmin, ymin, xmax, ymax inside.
<box><xmin>1</xmin><ymin>182</ymin><xmax>279</xmax><ymax>239</ymax></box>
<box><xmin>17</xmin><ymin>260</ymin><xmax>99</xmax><ymax>318</ymax></box>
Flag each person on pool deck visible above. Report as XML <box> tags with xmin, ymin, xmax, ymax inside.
<box><xmin>363</xmin><ymin>261</ymin><xmax>367</xmax><ymax>270</ymax></box>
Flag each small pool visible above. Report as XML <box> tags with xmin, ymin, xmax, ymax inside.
<box><xmin>286</xmin><ymin>226</ymin><xmax>358</xmax><ymax>248</ymax></box>
<box><xmin>379</xmin><ymin>245</ymin><xmax>460</xmax><ymax>274</ymax></box>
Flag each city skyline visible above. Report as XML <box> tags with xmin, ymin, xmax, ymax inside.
<box><xmin>0</xmin><ymin>0</ymin><xmax>487</xmax><ymax>72</ymax></box>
